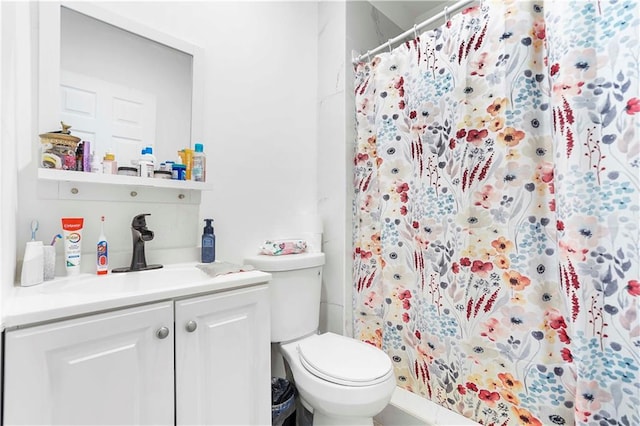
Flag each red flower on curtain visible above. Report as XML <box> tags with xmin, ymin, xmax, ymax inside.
<box><xmin>625</xmin><ymin>98</ymin><xmax>640</xmax><ymax>114</ymax></box>
<box><xmin>627</xmin><ymin>280</ymin><xmax>640</xmax><ymax>296</ymax></box>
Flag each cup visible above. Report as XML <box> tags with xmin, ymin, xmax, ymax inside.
<box><xmin>43</xmin><ymin>245</ymin><xmax>56</xmax><ymax>281</ymax></box>
<box><xmin>21</xmin><ymin>241</ymin><xmax>44</xmax><ymax>287</ymax></box>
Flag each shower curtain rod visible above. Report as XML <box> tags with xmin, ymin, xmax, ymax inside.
<box><xmin>352</xmin><ymin>0</ymin><xmax>477</xmax><ymax>64</ymax></box>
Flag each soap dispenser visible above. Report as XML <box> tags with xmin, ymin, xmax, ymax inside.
<box><xmin>201</xmin><ymin>219</ymin><xmax>216</xmax><ymax>263</ymax></box>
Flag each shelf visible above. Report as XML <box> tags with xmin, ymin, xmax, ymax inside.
<box><xmin>38</xmin><ymin>168</ymin><xmax>212</xmax><ymax>191</ymax></box>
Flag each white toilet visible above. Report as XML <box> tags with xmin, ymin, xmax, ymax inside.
<box><xmin>245</xmin><ymin>252</ymin><xmax>396</xmax><ymax>426</ymax></box>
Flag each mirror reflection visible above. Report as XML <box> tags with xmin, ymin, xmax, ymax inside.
<box><xmin>59</xmin><ymin>6</ymin><xmax>193</xmax><ymax>167</ymax></box>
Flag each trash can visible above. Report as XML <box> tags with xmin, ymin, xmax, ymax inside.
<box><xmin>271</xmin><ymin>377</ymin><xmax>296</xmax><ymax>426</ymax></box>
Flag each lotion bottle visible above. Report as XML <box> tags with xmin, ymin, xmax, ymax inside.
<box><xmin>192</xmin><ymin>143</ymin><xmax>206</xmax><ymax>182</ymax></box>
<box><xmin>201</xmin><ymin>219</ymin><xmax>215</xmax><ymax>263</ymax></box>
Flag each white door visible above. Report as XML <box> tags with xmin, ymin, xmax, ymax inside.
<box><xmin>60</xmin><ymin>70</ymin><xmax>157</xmax><ymax>167</ymax></box>
<box><xmin>3</xmin><ymin>302</ymin><xmax>174</xmax><ymax>426</ymax></box>
<box><xmin>175</xmin><ymin>285</ymin><xmax>271</xmax><ymax>425</ymax></box>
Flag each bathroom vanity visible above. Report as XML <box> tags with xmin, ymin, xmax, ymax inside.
<box><xmin>2</xmin><ymin>265</ymin><xmax>271</xmax><ymax>425</ymax></box>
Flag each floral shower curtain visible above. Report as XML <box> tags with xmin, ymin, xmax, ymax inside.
<box><xmin>352</xmin><ymin>1</ymin><xmax>639</xmax><ymax>425</ymax></box>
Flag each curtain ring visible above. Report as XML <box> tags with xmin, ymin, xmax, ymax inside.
<box><xmin>413</xmin><ymin>24</ymin><xmax>418</xmax><ymax>39</ymax></box>
<box><xmin>444</xmin><ymin>6</ymin><xmax>449</xmax><ymax>22</ymax></box>
<box><xmin>387</xmin><ymin>39</ymin><xmax>392</xmax><ymax>53</ymax></box>
<box><xmin>367</xmin><ymin>50</ymin><xmax>371</xmax><ymax>62</ymax></box>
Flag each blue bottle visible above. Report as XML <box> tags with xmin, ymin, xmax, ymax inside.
<box><xmin>201</xmin><ymin>219</ymin><xmax>215</xmax><ymax>263</ymax></box>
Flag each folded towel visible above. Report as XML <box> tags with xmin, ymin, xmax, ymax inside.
<box><xmin>260</xmin><ymin>239</ymin><xmax>307</xmax><ymax>256</ymax></box>
<box><xmin>196</xmin><ymin>262</ymin><xmax>254</xmax><ymax>277</ymax></box>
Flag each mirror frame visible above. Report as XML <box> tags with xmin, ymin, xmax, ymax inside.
<box><xmin>38</xmin><ymin>1</ymin><xmax>204</xmax><ymax>148</ymax></box>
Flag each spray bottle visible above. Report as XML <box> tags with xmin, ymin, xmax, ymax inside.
<box><xmin>97</xmin><ymin>216</ymin><xmax>108</xmax><ymax>275</ymax></box>
<box><xmin>201</xmin><ymin>219</ymin><xmax>215</xmax><ymax>263</ymax></box>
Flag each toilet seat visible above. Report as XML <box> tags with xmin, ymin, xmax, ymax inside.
<box><xmin>296</xmin><ymin>333</ymin><xmax>393</xmax><ymax>387</ymax></box>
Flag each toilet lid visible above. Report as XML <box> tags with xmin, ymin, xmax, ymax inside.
<box><xmin>297</xmin><ymin>333</ymin><xmax>392</xmax><ymax>387</ymax></box>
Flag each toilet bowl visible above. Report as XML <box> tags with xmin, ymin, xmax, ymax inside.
<box><xmin>244</xmin><ymin>252</ymin><xmax>396</xmax><ymax>425</ymax></box>
<box><xmin>280</xmin><ymin>332</ymin><xmax>396</xmax><ymax>425</ymax></box>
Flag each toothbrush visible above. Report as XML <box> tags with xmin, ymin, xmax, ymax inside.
<box><xmin>50</xmin><ymin>234</ymin><xmax>62</xmax><ymax>246</ymax></box>
<box><xmin>30</xmin><ymin>220</ymin><xmax>39</xmax><ymax>241</ymax></box>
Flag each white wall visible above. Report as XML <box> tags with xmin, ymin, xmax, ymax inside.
<box><xmin>317</xmin><ymin>1</ymin><xmax>347</xmax><ymax>335</ymax></box>
<box><xmin>7</xmin><ymin>1</ymin><xmax>319</xmax><ymax>298</ymax></box>
<box><xmin>2</xmin><ymin>2</ymin><xmax>30</xmax><ymax>305</ymax></box>
<box><xmin>315</xmin><ymin>0</ymin><xmax>402</xmax><ymax>337</ymax></box>
<box><xmin>94</xmin><ymin>1</ymin><xmax>320</xmax><ymax>264</ymax></box>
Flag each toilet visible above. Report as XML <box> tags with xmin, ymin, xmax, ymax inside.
<box><xmin>245</xmin><ymin>252</ymin><xmax>396</xmax><ymax>426</ymax></box>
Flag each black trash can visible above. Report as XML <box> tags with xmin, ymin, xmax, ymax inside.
<box><xmin>271</xmin><ymin>377</ymin><xmax>296</xmax><ymax>426</ymax></box>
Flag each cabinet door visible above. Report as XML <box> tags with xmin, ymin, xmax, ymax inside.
<box><xmin>4</xmin><ymin>301</ymin><xmax>174</xmax><ymax>426</ymax></box>
<box><xmin>175</xmin><ymin>285</ymin><xmax>271</xmax><ymax>425</ymax></box>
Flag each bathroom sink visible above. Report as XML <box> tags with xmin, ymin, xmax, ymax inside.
<box><xmin>5</xmin><ymin>263</ymin><xmax>271</xmax><ymax>328</ymax></box>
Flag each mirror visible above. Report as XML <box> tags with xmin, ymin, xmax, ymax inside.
<box><xmin>39</xmin><ymin>2</ymin><xmax>203</xmax><ymax>169</ymax></box>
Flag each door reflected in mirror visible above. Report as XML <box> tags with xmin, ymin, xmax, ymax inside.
<box><xmin>59</xmin><ymin>6</ymin><xmax>193</xmax><ymax>167</ymax></box>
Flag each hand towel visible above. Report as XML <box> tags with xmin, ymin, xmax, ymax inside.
<box><xmin>260</xmin><ymin>239</ymin><xmax>307</xmax><ymax>256</ymax></box>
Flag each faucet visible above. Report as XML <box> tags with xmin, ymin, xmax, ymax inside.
<box><xmin>112</xmin><ymin>213</ymin><xmax>163</xmax><ymax>273</ymax></box>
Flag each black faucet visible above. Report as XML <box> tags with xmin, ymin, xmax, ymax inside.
<box><xmin>112</xmin><ymin>213</ymin><xmax>163</xmax><ymax>273</ymax></box>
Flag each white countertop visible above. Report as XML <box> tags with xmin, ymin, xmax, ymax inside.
<box><xmin>3</xmin><ymin>263</ymin><xmax>271</xmax><ymax>329</ymax></box>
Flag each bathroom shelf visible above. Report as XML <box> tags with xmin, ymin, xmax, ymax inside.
<box><xmin>38</xmin><ymin>168</ymin><xmax>212</xmax><ymax>191</ymax></box>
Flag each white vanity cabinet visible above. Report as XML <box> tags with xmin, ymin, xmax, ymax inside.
<box><xmin>175</xmin><ymin>285</ymin><xmax>271</xmax><ymax>425</ymax></box>
<box><xmin>3</xmin><ymin>284</ymin><xmax>271</xmax><ymax>426</ymax></box>
<box><xmin>4</xmin><ymin>301</ymin><xmax>175</xmax><ymax>425</ymax></box>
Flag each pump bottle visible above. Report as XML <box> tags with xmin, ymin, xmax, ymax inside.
<box><xmin>201</xmin><ymin>219</ymin><xmax>215</xmax><ymax>263</ymax></box>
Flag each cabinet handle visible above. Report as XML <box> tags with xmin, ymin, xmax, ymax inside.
<box><xmin>185</xmin><ymin>320</ymin><xmax>198</xmax><ymax>333</ymax></box>
<box><xmin>156</xmin><ymin>326</ymin><xmax>170</xmax><ymax>339</ymax></box>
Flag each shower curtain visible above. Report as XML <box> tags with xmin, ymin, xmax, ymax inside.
<box><xmin>353</xmin><ymin>1</ymin><xmax>639</xmax><ymax>425</ymax></box>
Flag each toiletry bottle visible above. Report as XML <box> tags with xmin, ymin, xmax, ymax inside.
<box><xmin>144</xmin><ymin>146</ymin><xmax>157</xmax><ymax>168</ymax></box>
<box><xmin>179</xmin><ymin>148</ymin><xmax>194</xmax><ymax>180</ymax></box>
<box><xmin>103</xmin><ymin>152</ymin><xmax>116</xmax><ymax>174</ymax></box>
<box><xmin>83</xmin><ymin>141</ymin><xmax>91</xmax><ymax>172</ymax></box>
<box><xmin>201</xmin><ymin>219</ymin><xmax>215</xmax><ymax>263</ymax></box>
<box><xmin>192</xmin><ymin>143</ymin><xmax>206</xmax><ymax>182</ymax></box>
<box><xmin>97</xmin><ymin>215</ymin><xmax>108</xmax><ymax>275</ymax></box>
<box><xmin>91</xmin><ymin>151</ymin><xmax>102</xmax><ymax>173</ymax></box>
<box><xmin>75</xmin><ymin>142</ymin><xmax>84</xmax><ymax>171</ymax></box>
<box><xmin>138</xmin><ymin>147</ymin><xmax>156</xmax><ymax>177</ymax></box>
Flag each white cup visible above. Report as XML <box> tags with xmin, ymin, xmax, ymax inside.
<box><xmin>43</xmin><ymin>246</ymin><xmax>56</xmax><ymax>281</ymax></box>
<box><xmin>21</xmin><ymin>241</ymin><xmax>44</xmax><ymax>287</ymax></box>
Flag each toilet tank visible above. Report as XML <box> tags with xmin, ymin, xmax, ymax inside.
<box><xmin>245</xmin><ymin>252</ymin><xmax>325</xmax><ymax>343</ymax></box>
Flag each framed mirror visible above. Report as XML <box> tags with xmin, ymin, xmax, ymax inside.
<box><xmin>38</xmin><ymin>2</ymin><xmax>204</xmax><ymax>169</ymax></box>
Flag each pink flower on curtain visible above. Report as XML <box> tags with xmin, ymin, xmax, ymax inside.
<box><xmin>625</xmin><ymin>98</ymin><xmax>640</xmax><ymax>114</ymax></box>
<box><xmin>466</xmin><ymin>128</ymin><xmax>488</xmax><ymax>146</ymax></box>
<box><xmin>497</xmin><ymin>127</ymin><xmax>526</xmax><ymax>147</ymax></box>
<box><xmin>486</xmin><ymin>97</ymin><xmax>508</xmax><ymax>116</ymax></box>
<box><xmin>478</xmin><ymin>389</ymin><xmax>500</xmax><ymax>406</ymax></box>
<box><xmin>491</xmin><ymin>236</ymin><xmax>514</xmax><ymax>253</ymax></box>
<box><xmin>480</xmin><ymin>318</ymin><xmax>506</xmax><ymax>341</ymax></box>
<box><xmin>511</xmin><ymin>407</ymin><xmax>543</xmax><ymax>426</ymax></box>
<box><xmin>503</xmin><ymin>270</ymin><xmax>532</xmax><ymax>291</ymax></box>
<box><xmin>627</xmin><ymin>280</ymin><xmax>640</xmax><ymax>296</ymax></box>
<box><xmin>473</xmin><ymin>185</ymin><xmax>499</xmax><ymax>208</ymax></box>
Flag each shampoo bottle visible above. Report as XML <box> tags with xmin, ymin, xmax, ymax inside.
<box><xmin>201</xmin><ymin>219</ymin><xmax>215</xmax><ymax>263</ymax></box>
<box><xmin>97</xmin><ymin>216</ymin><xmax>108</xmax><ymax>275</ymax></box>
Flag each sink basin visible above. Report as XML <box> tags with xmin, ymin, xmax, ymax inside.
<box><xmin>41</xmin><ymin>263</ymin><xmax>211</xmax><ymax>295</ymax></box>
